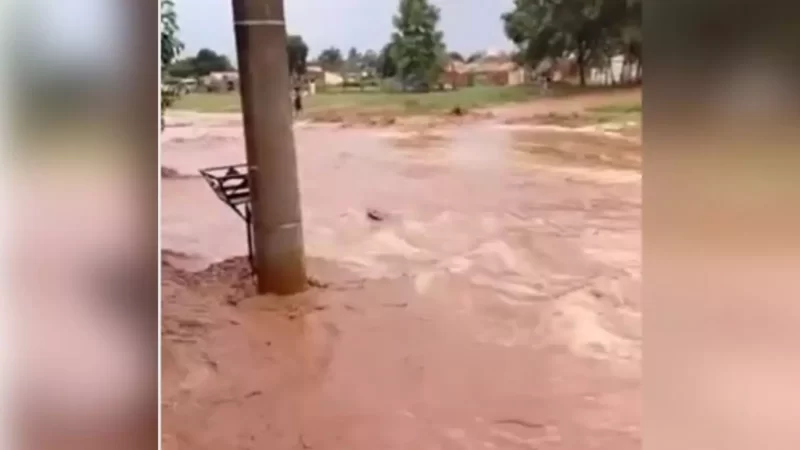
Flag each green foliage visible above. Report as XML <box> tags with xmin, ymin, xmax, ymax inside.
<box><xmin>314</xmin><ymin>46</ymin><xmax>379</xmax><ymax>77</ymax></box>
<box><xmin>389</xmin><ymin>0</ymin><xmax>447</xmax><ymax>90</ymax></box>
<box><xmin>377</xmin><ymin>43</ymin><xmax>398</xmax><ymax>78</ymax></box>
<box><xmin>447</xmin><ymin>52</ymin><xmax>465</xmax><ymax>62</ymax></box>
<box><xmin>168</xmin><ymin>36</ymin><xmax>307</xmax><ymax>80</ymax></box>
<box><xmin>347</xmin><ymin>47</ymin><xmax>361</xmax><ymax>63</ymax></box>
<box><xmin>344</xmin><ymin>47</ymin><xmax>363</xmax><ymax>73</ymax></box>
<box><xmin>317</xmin><ymin>47</ymin><xmax>344</xmax><ymax>71</ymax></box>
<box><xmin>162</xmin><ymin>85</ymin><xmax>179</xmax><ymax>108</ymax></box>
<box><xmin>161</xmin><ymin>0</ymin><xmax>183</xmax><ymax>128</ymax></box>
<box><xmin>287</xmin><ymin>35</ymin><xmax>309</xmax><ymax>76</ymax></box>
<box><xmin>360</xmin><ymin>50</ymin><xmax>380</xmax><ymax>75</ymax></box>
<box><xmin>168</xmin><ymin>48</ymin><xmax>234</xmax><ymax>78</ymax></box>
<box><xmin>466</xmin><ymin>52</ymin><xmax>485</xmax><ymax>63</ymax></box>
<box><xmin>622</xmin><ymin>0</ymin><xmax>642</xmax><ymax>62</ymax></box>
<box><xmin>160</xmin><ymin>0</ymin><xmax>183</xmax><ymax>71</ymax></box>
<box><xmin>166</xmin><ymin>58</ymin><xmax>195</xmax><ymax>79</ymax></box>
<box><xmin>502</xmin><ymin>0</ymin><xmax>642</xmax><ymax>86</ymax></box>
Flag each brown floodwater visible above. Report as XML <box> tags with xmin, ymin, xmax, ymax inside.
<box><xmin>161</xmin><ymin>115</ymin><xmax>641</xmax><ymax>450</ymax></box>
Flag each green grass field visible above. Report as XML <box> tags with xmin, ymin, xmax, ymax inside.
<box><xmin>172</xmin><ymin>85</ymin><xmax>542</xmax><ymax>117</ymax></box>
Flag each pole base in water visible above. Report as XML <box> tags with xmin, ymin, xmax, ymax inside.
<box><xmin>253</xmin><ymin>221</ymin><xmax>307</xmax><ymax>296</ymax></box>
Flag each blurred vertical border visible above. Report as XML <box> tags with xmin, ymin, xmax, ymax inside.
<box><xmin>646</xmin><ymin>1</ymin><xmax>800</xmax><ymax>450</ymax></box>
<box><xmin>7</xmin><ymin>0</ymin><xmax>159</xmax><ymax>449</ymax></box>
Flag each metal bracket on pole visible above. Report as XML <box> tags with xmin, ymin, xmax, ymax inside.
<box><xmin>198</xmin><ymin>163</ymin><xmax>256</xmax><ymax>275</ymax></box>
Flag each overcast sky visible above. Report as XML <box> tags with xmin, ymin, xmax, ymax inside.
<box><xmin>175</xmin><ymin>0</ymin><xmax>515</xmax><ymax>60</ymax></box>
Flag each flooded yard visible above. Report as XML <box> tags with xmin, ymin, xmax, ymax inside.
<box><xmin>161</xmin><ymin>105</ymin><xmax>641</xmax><ymax>449</ymax></box>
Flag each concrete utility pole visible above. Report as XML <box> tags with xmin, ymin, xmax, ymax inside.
<box><xmin>231</xmin><ymin>0</ymin><xmax>307</xmax><ymax>294</ymax></box>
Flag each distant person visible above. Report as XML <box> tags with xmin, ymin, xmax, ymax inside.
<box><xmin>540</xmin><ymin>73</ymin><xmax>551</xmax><ymax>94</ymax></box>
<box><xmin>293</xmin><ymin>86</ymin><xmax>303</xmax><ymax>118</ymax></box>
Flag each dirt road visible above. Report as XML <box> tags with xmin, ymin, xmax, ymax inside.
<box><xmin>161</xmin><ymin>94</ymin><xmax>641</xmax><ymax>449</ymax></box>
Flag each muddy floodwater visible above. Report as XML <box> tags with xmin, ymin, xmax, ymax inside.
<box><xmin>162</xmin><ymin>112</ymin><xmax>641</xmax><ymax>449</ymax></box>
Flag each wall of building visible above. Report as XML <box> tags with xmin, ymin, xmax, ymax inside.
<box><xmin>507</xmin><ymin>68</ymin><xmax>527</xmax><ymax>86</ymax></box>
<box><xmin>471</xmin><ymin>71</ymin><xmax>510</xmax><ymax>87</ymax></box>
<box><xmin>588</xmin><ymin>55</ymin><xmax>642</xmax><ymax>85</ymax></box>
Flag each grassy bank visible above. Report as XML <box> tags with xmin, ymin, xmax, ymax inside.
<box><xmin>172</xmin><ymin>85</ymin><xmax>542</xmax><ymax>118</ymax></box>
<box><xmin>586</xmin><ymin>102</ymin><xmax>642</xmax><ymax>123</ymax></box>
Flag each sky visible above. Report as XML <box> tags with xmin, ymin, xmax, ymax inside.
<box><xmin>175</xmin><ymin>0</ymin><xmax>516</xmax><ymax>60</ymax></box>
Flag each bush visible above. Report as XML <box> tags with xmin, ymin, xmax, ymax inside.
<box><xmin>161</xmin><ymin>86</ymin><xmax>179</xmax><ymax>108</ymax></box>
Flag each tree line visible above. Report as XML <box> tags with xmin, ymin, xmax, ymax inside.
<box><xmin>310</xmin><ymin>0</ymin><xmax>642</xmax><ymax>89</ymax></box>
<box><xmin>161</xmin><ymin>0</ymin><xmax>642</xmax><ymax>93</ymax></box>
<box><xmin>312</xmin><ymin>0</ymin><xmax>448</xmax><ymax>91</ymax></box>
<box><xmin>162</xmin><ymin>0</ymin><xmax>451</xmax><ymax>92</ymax></box>
<box><xmin>165</xmin><ymin>36</ymin><xmax>310</xmax><ymax>80</ymax></box>
<box><xmin>502</xmin><ymin>0</ymin><xmax>642</xmax><ymax>86</ymax></box>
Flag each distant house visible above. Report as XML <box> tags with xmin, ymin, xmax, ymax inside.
<box><xmin>441</xmin><ymin>61</ymin><xmax>470</xmax><ymax>88</ymax></box>
<box><xmin>469</xmin><ymin>59</ymin><xmax>527</xmax><ymax>86</ymax></box>
<box><xmin>178</xmin><ymin>78</ymin><xmax>198</xmax><ymax>94</ymax></box>
<box><xmin>305</xmin><ymin>65</ymin><xmax>324</xmax><ymax>85</ymax></box>
<box><xmin>532</xmin><ymin>53</ymin><xmax>640</xmax><ymax>86</ymax></box>
<box><xmin>442</xmin><ymin>53</ymin><xmax>528</xmax><ymax>88</ymax></box>
<box><xmin>306</xmin><ymin>65</ymin><xmax>344</xmax><ymax>89</ymax></box>
<box><xmin>203</xmin><ymin>71</ymin><xmax>239</xmax><ymax>92</ymax></box>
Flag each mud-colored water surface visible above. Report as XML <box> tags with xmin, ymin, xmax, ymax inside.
<box><xmin>161</xmin><ymin>104</ymin><xmax>641</xmax><ymax>449</ymax></box>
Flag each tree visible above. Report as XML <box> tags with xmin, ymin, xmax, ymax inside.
<box><xmin>166</xmin><ymin>49</ymin><xmax>233</xmax><ymax>79</ymax></box>
<box><xmin>287</xmin><ymin>35</ymin><xmax>309</xmax><ymax>76</ymax></box>
<box><xmin>361</xmin><ymin>49</ymin><xmax>380</xmax><ymax>75</ymax></box>
<box><xmin>345</xmin><ymin>47</ymin><xmax>362</xmax><ymax>73</ymax></box>
<box><xmin>191</xmin><ymin>48</ymin><xmax>234</xmax><ymax>76</ymax></box>
<box><xmin>160</xmin><ymin>0</ymin><xmax>183</xmax><ymax>72</ymax></box>
<box><xmin>586</xmin><ymin>0</ymin><xmax>641</xmax><ymax>83</ymax></box>
<box><xmin>389</xmin><ymin>0</ymin><xmax>447</xmax><ymax>90</ymax></box>
<box><xmin>466</xmin><ymin>51</ymin><xmax>484</xmax><ymax>63</ymax></box>
<box><xmin>448</xmin><ymin>51</ymin><xmax>465</xmax><ymax>62</ymax></box>
<box><xmin>317</xmin><ymin>47</ymin><xmax>344</xmax><ymax>71</ymax></box>
<box><xmin>170</xmin><ymin>38</ymin><xmax>308</xmax><ymax>80</ymax></box>
<box><xmin>161</xmin><ymin>0</ymin><xmax>183</xmax><ymax>129</ymax></box>
<box><xmin>167</xmin><ymin>58</ymin><xmax>197</xmax><ymax>79</ymax></box>
<box><xmin>502</xmin><ymin>0</ymin><xmax>640</xmax><ymax>86</ymax></box>
<box><xmin>621</xmin><ymin>0</ymin><xmax>642</xmax><ymax>81</ymax></box>
<box><xmin>347</xmin><ymin>47</ymin><xmax>361</xmax><ymax>62</ymax></box>
<box><xmin>503</xmin><ymin>0</ymin><xmax>576</xmax><ymax>83</ymax></box>
<box><xmin>377</xmin><ymin>43</ymin><xmax>398</xmax><ymax>78</ymax></box>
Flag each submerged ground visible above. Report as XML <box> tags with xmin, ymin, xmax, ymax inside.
<box><xmin>161</xmin><ymin>88</ymin><xmax>642</xmax><ymax>449</ymax></box>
